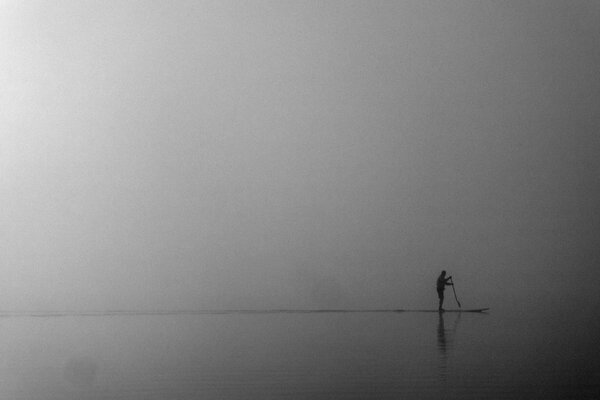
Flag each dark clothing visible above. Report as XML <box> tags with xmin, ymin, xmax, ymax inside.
<box><xmin>437</xmin><ymin>273</ymin><xmax>452</xmax><ymax>310</ymax></box>
<box><xmin>437</xmin><ymin>275</ymin><xmax>451</xmax><ymax>291</ymax></box>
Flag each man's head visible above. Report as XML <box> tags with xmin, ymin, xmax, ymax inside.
<box><xmin>441</xmin><ymin>270</ymin><xmax>446</xmax><ymax>276</ymax></box>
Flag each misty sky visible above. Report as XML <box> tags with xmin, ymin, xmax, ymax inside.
<box><xmin>2</xmin><ymin>1</ymin><xmax>599</xmax><ymax>312</ymax></box>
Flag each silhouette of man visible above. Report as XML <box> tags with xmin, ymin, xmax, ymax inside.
<box><xmin>437</xmin><ymin>270</ymin><xmax>453</xmax><ymax>311</ymax></box>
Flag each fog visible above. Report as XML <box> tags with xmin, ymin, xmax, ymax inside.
<box><xmin>2</xmin><ymin>1</ymin><xmax>599</xmax><ymax>313</ymax></box>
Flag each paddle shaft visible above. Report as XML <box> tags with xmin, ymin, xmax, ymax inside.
<box><xmin>450</xmin><ymin>278</ymin><xmax>461</xmax><ymax>308</ymax></box>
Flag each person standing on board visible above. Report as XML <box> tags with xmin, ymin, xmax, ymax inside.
<box><xmin>437</xmin><ymin>270</ymin><xmax>453</xmax><ymax>311</ymax></box>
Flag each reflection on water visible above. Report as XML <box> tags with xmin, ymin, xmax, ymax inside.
<box><xmin>436</xmin><ymin>312</ymin><xmax>461</xmax><ymax>382</ymax></box>
<box><xmin>0</xmin><ymin>311</ymin><xmax>598</xmax><ymax>399</ymax></box>
<box><xmin>437</xmin><ymin>312</ymin><xmax>447</xmax><ymax>379</ymax></box>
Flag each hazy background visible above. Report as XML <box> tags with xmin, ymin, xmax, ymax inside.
<box><xmin>2</xmin><ymin>1</ymin><xmax>599</xmax><ymax>313</ymax></box>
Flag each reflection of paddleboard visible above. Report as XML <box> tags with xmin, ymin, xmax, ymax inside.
<box><xmin>395</xmin><ymin>308</ymin><xmax>490</xmax><ymax>313</ymax></box>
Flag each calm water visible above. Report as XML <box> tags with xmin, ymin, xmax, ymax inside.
<box><xmin>1</xmin><ymin>309</ymin><xmax>598</xmax><ymax>399</ymax></box>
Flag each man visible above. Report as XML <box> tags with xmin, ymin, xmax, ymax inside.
<box><xmin>437</xmin><ymin>270</ymin><xmax>453</xmax><ymax>311</ymax></box>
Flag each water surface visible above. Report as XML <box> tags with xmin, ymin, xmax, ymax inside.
<box><xmin>1</xmin><ymin>309</ymin><xmax>598</xmax><ymax>399</ymax></box>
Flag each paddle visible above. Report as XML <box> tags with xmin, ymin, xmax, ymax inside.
<box><xmin>450</xmin><ymin>277</ymin><xmax>461</xmax><ymax>308</ymax></box>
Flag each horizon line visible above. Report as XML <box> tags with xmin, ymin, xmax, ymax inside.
<box><xmin>0</xmin><ymin>308</ymin><xmax>489</xmax><ymax>317</ymax></box>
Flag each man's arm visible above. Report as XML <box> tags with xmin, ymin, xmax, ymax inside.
<box><xmin>445</xmin><ymin>277</ymin><xmax>453</xmax><ymax>285</ymax></box>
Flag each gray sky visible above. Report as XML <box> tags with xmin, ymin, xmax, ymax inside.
<box><xmin>2</xmin><ymin>1</ymin><xmax>599</xmax><ymax>312</ymax></box>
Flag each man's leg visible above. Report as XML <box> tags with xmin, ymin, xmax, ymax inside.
<box><xmin>438</xmin><ymin>290</ymin><xmax>444</xmax><ymax>311</ymax></box>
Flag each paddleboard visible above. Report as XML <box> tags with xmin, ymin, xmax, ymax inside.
<box><xmin>394</xmin><ymin>308</ymin><xmax>489</xmax><ymax>313</ymax></box>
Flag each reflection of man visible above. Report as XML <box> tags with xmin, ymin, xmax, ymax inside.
<box><xmin>437</xmin><ymin>311</ymin><xmax>461</xmax><ymax>382</ymax></box>
<box><xmin>437</xmin><ymin>312</ymin><xmax>446</xmax><ymax>354</ymax></box>
<box><xmin>436</xmin><ymin>270</ymin><xmax>453</xmax><ymax>311</ymax></box>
